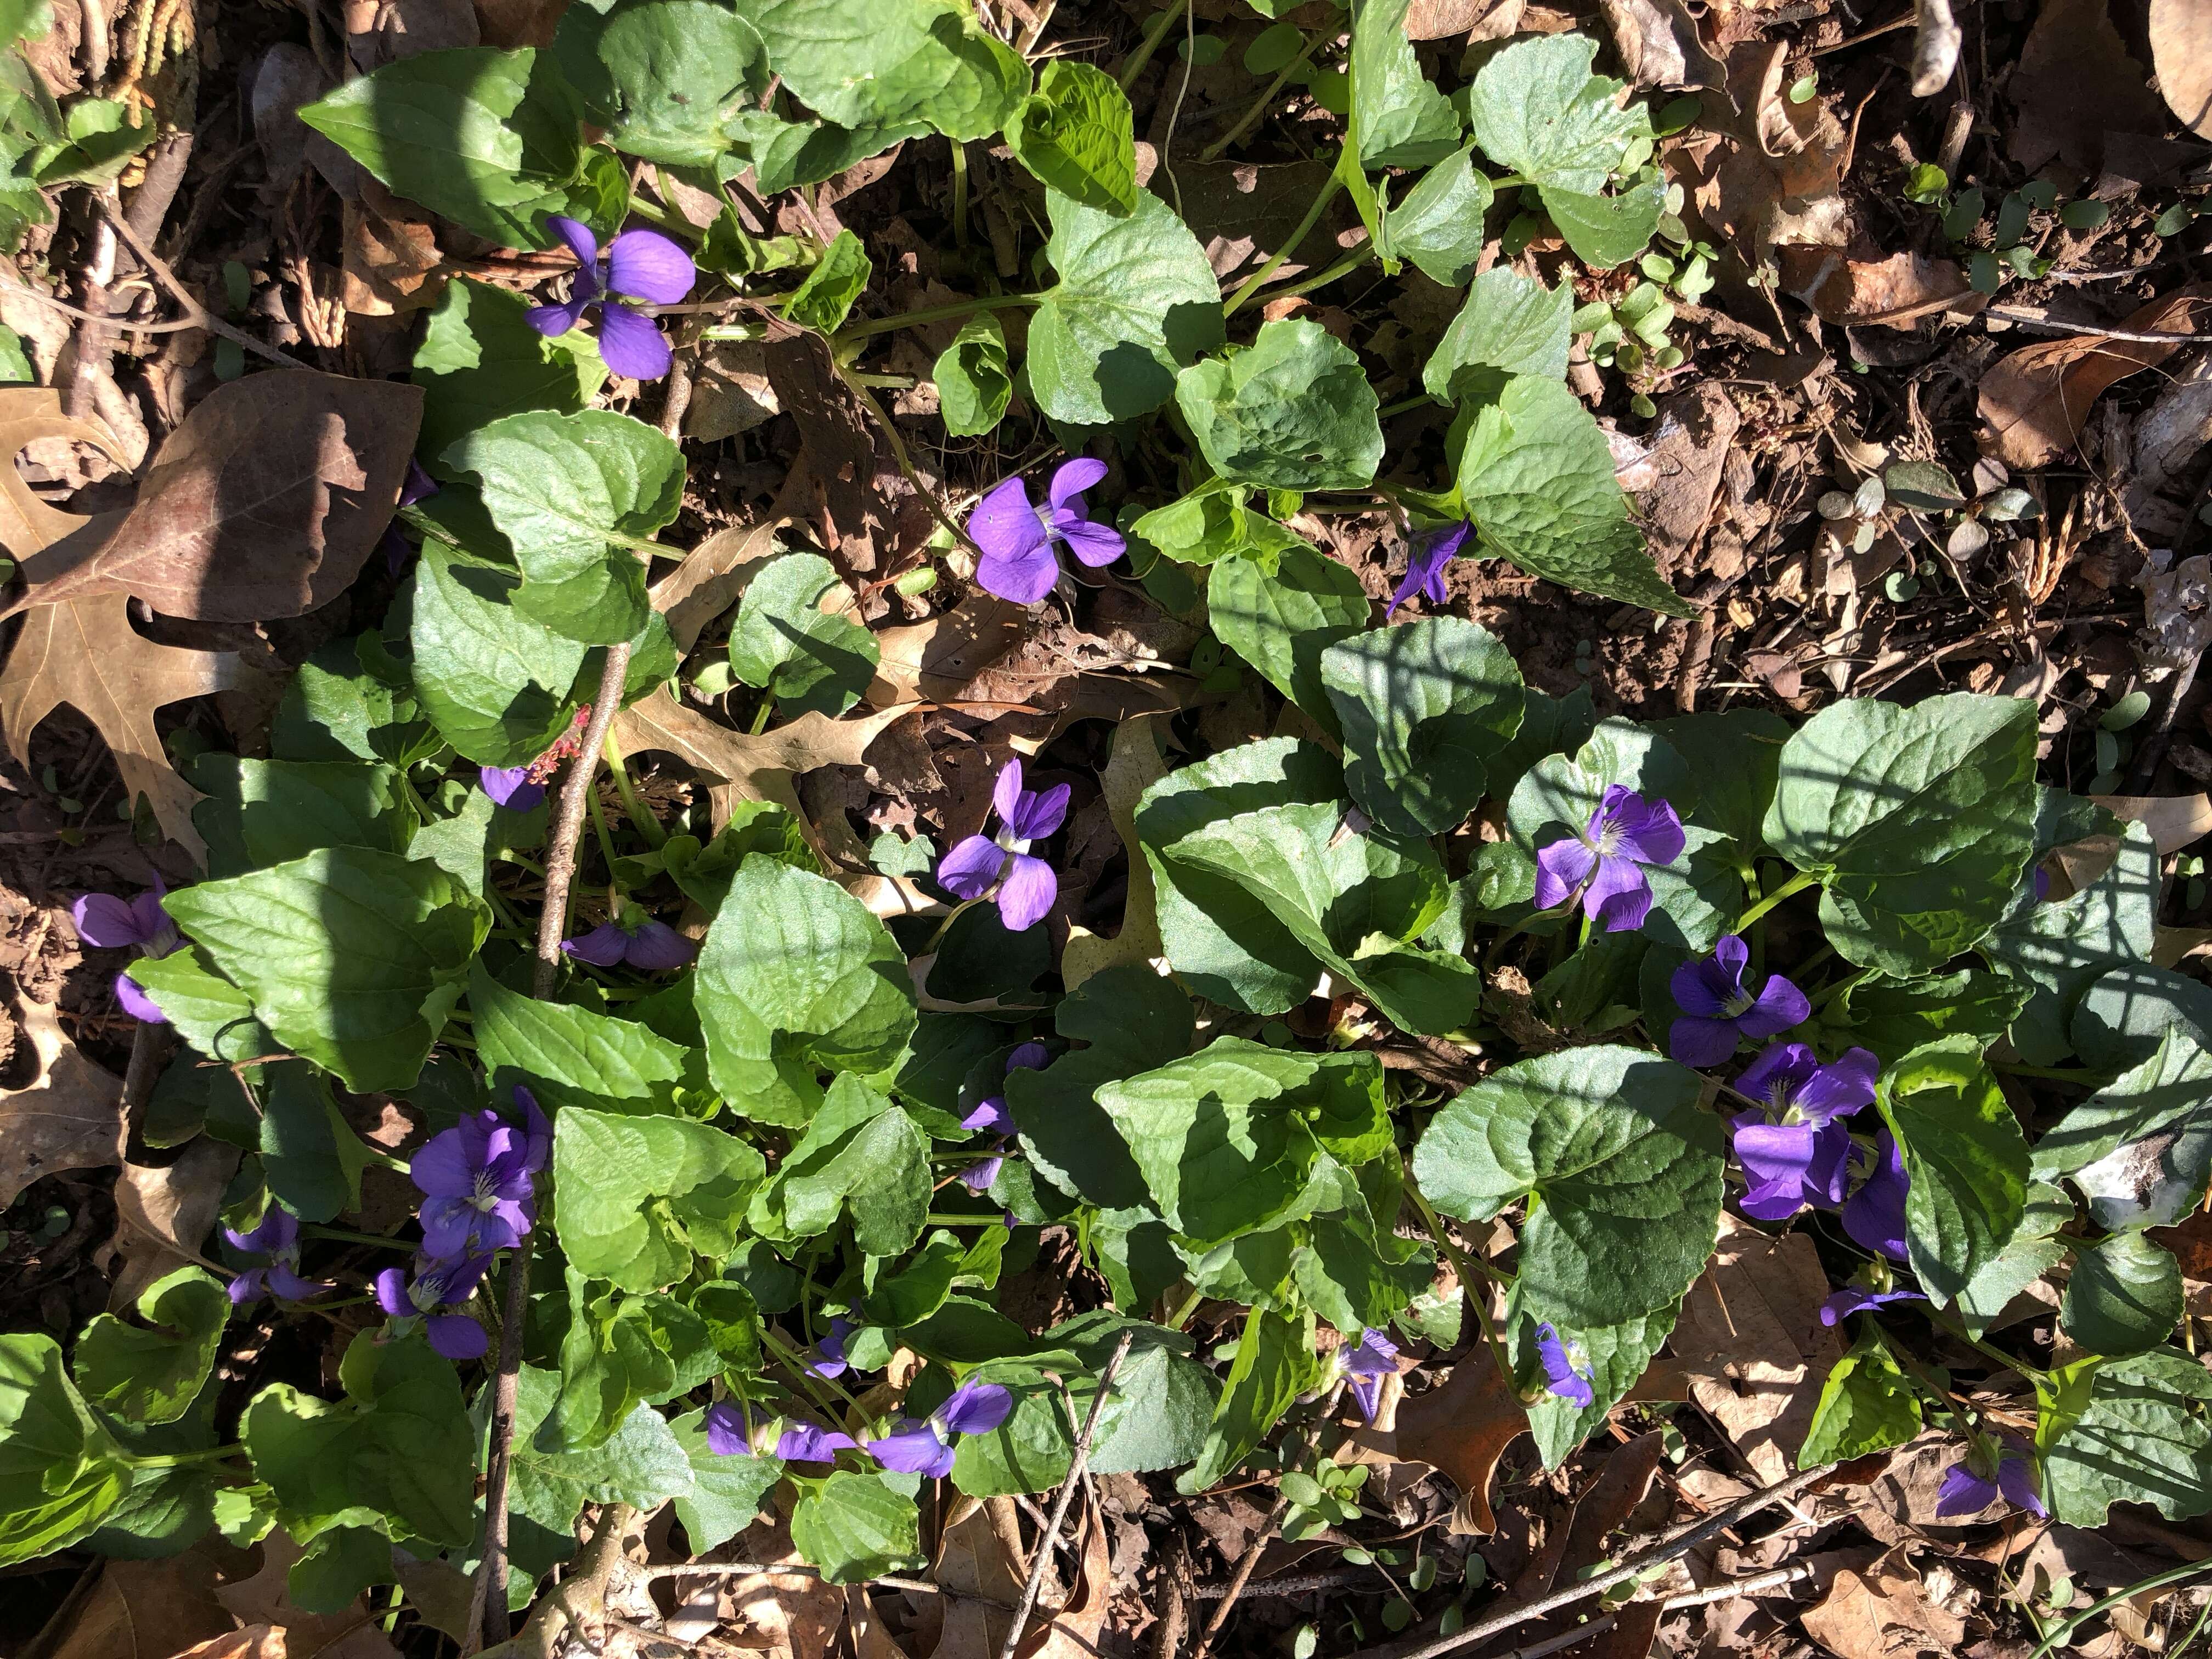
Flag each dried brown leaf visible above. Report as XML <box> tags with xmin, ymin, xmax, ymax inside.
<box><xmin>723</xmin><ymin>1514</ymin><xmax>848</xmax><ymax>1659</ymax></box>
<box><xmin>1980</xmin><ymin>288</ymin><xmax>2212</xmax><ymax>470</ymax></box>
<box><xmin>5</xmin><ymin>373</ymin><xmax>425</xmax><ymax>622</ymax></box>
<box><xmin>1062</xmin><ymin>717</ymin><xmax>1167</xmax><ymax>990</ymax></box>
<box><xmin>344</xmin><ymin>0</ymin><xmax>479</xmax><ymax>69</ymax></box>
<box><xmin>2009</xmin><ymin>0</ymin><xmax>2169</xmax><ymax>174</ymax></box>
<box><xmin>866</xmin><ymin>594</ymin><xmax>1026</xmax><ymax>707</ymax></box>
<box><xmin>652</xmin><ymin>514</ymin><xmax>793</xmax><ymax>655</ymax></box>
<box><xmin>2087</xmin><ymin>791</ymin><xmax>2212</xmax><ymax>854</ymax></box>
<box><xmin>172</xmin><ymin>1630</ymin><xmax>289</xmax><ymax>1659</ymax></box>
<box><xmin>1800</xmin><ymin>1564</ymin><xmax>1966</xmax><ymax>1659</ymax></box>
<box><xmin>2150</xmin><ymin>0</ymin><xmax>2212</xmax><ymax>137</ymax></box>
<box><xmin>0</xmin><ymin>590</ymin><xmax>247</xmax><ymax>860</ymax></box>
<box><xmin>33</xmin><ymin>1552</ymin><xmax>240</xmax><ymax>1659</ymax></box>
<box><xmin>1598</xmin><ymin>0</ymin><xmax>1725</xmax><ymax>90</ymax></box>
<box><xmin>215</xmin><ymin>1534</ymin><xmax>400</xmax><ymax>1659</ymax></box>
<box><xmin>99</xmin><ymin>1136</ymin><xmax>240</xmax><ymax>1309</ymax></box>
<box><xmin>1341</xmin><ymin>1342</ymin><xmax>1529</xmax><ymax>1533</ymax></box>
<box><xmin>1783</xmin><ymin>249</ymin><xmax>1980</xmax><ymax>328</ymax></box>
<box><xmin>1671</xmin><ymin>1213</ymin><xmax>1841</xmax><ymax>1482</ymax></box>
<box><xmin>0</xmin><ymin>992</ymin><xmax>125</xmax><ymax>1210</ymax></box>
<box><xmin>1403</xmin><ymin>0</ymin><xmax>1522</xmax><ymax>39</ymax></box>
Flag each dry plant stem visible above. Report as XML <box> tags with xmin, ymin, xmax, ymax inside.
<box><xmin>998</xmin><ymin>1331</ymin><xmax>1136</xmax><ymax>1659</ymax></box>
<box><xmin>121</xmin><ymin>1020</ymin><xmax>171</xmax><ymax>1134</ymax></box>
<box><xmin>91</xmin><ymin>195</ymin><xmax>304</xmax><ymax>368</ymax></box>
<box><xmin>639</xmin><ymin>1560</ymin><xmax>1001</xmax><ymax>1604</ymax></box>
<box><xmin>1338</xmin><ymin>1463</ymin><xmax>1837</xmax><ymax>1659</ymax></box>
<box><xmin>1908</xmin><ymin>0</ymin><xmax>1961</xmax><ymax>94</ymax></box>
<box><xmin>466</xmin><ymin>643</ymin><xmax>635</xmax><ymax>1651</ymax></box>
<box><xmin>1982</xmin><ymin>306</ymin><xmax>2212</xmax><ymax>345</ymax></box>
<box><xmin>1658</xmin><ymin>1561</ymin><xmax>1815</xmax><ymax>1609</ymax></box>
<box><xmin>1189</xmin><ymin>1378</ymin><xmax>1348</xmax><ymax>1659</ymax></box>
<box><xmin>481</xmin><ymin>1503</ymin><xmax>639</xmax><ymax>1659</ymax></box>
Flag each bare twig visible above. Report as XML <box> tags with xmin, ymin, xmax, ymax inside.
<box><xmin>1983</xmin><ymin>304</ymin><xmax>2211</xmax><ymax>346</ymax></box>
<box><xmin>999</xmin><ymin>1331</ymin><xmax>1136</xmax><ymax>1659</ymax></box>
<box><xmin>481</xmin><ymin>1503</ymin><xmax>639</xmax><ymax>1659</ymax></box>
<box><xmin>1909</xmin><ymin>0</ymin><xmax>1961</xmax><ymax>95</ymax></box>
<box><xmin>466</xmin><ymin>644</ymin><xmax>635</xmax><ymax>1651</ymax></box>
<box><xmin>1333</xmin><ymin>1463</ymin><xmax>1837</xmax><ymax>1659</ymax></box>
<box><xmin>1659</xmin><ymin>1562</ymin><xmax>1817</xmax><ymax>1609</ymax></box>
<box><xmin>89</xmin><ymin>195</ymin><xmax>303</xmax><ymax>368</ymax></box>
<box><xmin>1189</xmin><ymin>1378</ymin><xmax>1349</xmax><ymax>1659</ymax></box>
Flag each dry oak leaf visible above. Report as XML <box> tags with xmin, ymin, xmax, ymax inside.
<box><xmin>3</xmin><ymin>371</ymin><xmax>425</xmax><ymax>623</ymax></box>
<box><xmin>2008</xmin><ymin>0</ymin><xmax>2169</xmax><ymax>174</ymax></box>
<box><xmin>1340</xmin><ymin>1341</ymin><xmax>1529</xmax><ymax>1533</ymax></box>
<box><xmin>31</xmin><ymin>1550</ymin><xmax>241</xmax><ymax>1659</ymax></box>
<box><xmin>1800</xmin><ymin>1564</ymin><xmax>1967</xmax><ymax>1659</ymax></box>
<box><xmin>215</xmin><ymin>1532</ymin><xmax>402</xmax><ymax>1659</ymax></box>
<box><xmin>99</xmin><ymin>1135</ymin><xmax>241</xmax><ymax>1310</ymax></box>
<box><xmin>0</xmin><ymin>590</ymin><xmax>248</xmax><ymax>861</ymax></box>
<box><xmin>2150</xmin><ymin>0</ymin><xmax>2212</xmax><ymax>138</ymax></box>
<box><xmin>1979</xmin><ymin>286</ymin><xmax>2212</xmax><ymax>470</ymax></box>
<box><xmin>1062</xmin><ymin>716</ymin><xmax>1167</xmax><ymax>991</ymax></box>
<box><xmin>0</xmin><ymin>991</ymin><xmax>126</xmax><ymax>1210</ymax></box>
<box><xmin>1671</xmin><ymin>1212</ymin><xmax>1842</xmax><ymax>1483</ymax></box>
<box><xmin>1598</xmin><ymin>0</ymin><xmax>1726</xmax><ymax>91</ymax></box>
<box><xmin>721</xmin><ymin>1513</ymin><xmax>848</xmax><ymax>1659</ymax></box>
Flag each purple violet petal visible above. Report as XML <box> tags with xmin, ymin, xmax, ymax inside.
<box><xmin>373</xmin><ymin>1267</ymin><xmax>411</xmax><ymax>1318</ymax></box>
<box><xmin>1998</xmin><ymin>1456</ymin><xmax>2046</xmax><ymax>1517</ymax></box>
<box><xmin>1737</xmin><ymin>1041</ymin><xmax>1817</xmax><ymax>1111</ymax></box>
<box><xmin>704</xmin><ymin>1402</ymin><xmax>753</xmax><ymax>1456</ymax></box>
<box><xmin>428</xmin><ymin>1312</ymin><xmax>489</xmax><ymax>1359</ymax></box>
<box><xmin>562</xmin><ymin>922</ymin><xmax>633</xmax><ymax>966</ymax></box>
<box><xmin>1795</xmin><ymin>1048</ymin><xmax>1880</xmax><ymax>1125</ymax></box>
<box><xmin>1585</xmin><ymin>855</ymin><xmax>1654</xmax><ymax>933</ymax></box>
<box><xmin>1055</xmin><ymin>516</ymin><xmax>1126</xmax><ymax>569</ymax></box>
<box><xmin>936</xmin><ymin>834</ymin><xmax>1007</xmax><ymax>901</ymax></box>
<box><xmin>1005</xmin><ymin>781</ymin><xmax>1071</xmax><ymax>843</ymax></box>
<box><xmin>962</xmin><ymin>1097</ymin><xmax>1014</xmax><ymax>1135</ymax></box>
<box><xmin>1935</xmin><ymin>1462</ymin><xmax>1999</xmax><ymax>1517</ymax></box>
<box><xmin>1533</xmin><ymin>836</ymin><xmax>1597</xmax><ymax>912</ymax></box>
<box><xmin>1607</xmin><ymin>793</ymin><xmax>1686</xmax><ymax>866</ymax></box>
<box><xmin>546</xmin><ymin>214</ymin><xmax>601</xmax><ymax>270</ymax></box>
<box><xmin>605</xmin><ymin>227</ymin><xmax>697</xmax><ymax>304</ymax></box>
<box><xmin>996</xmin><ymin>853</ymin><xmax>1057</xmax><ymax>932</ymax></box>
<box><xmin>1741</xmin><ymin>973</ymin><xmax>1812</xmax><ymax>1037</ymax></box>
<box><xmin>595</xmin><ymin>302</ymin><xmax>673</xmax><ymax>380</ymax></box>
<box><xmin>526</xmin><ymin>294</ymin><xmax>591</xmax><ymax>340</ymax></box>
<box><xmin>958</xmin><ymin>1155</ymin><xmax>1004</xmax><ymax>1193</ymax></box>
<box><xmin>975</xmin><ymin>539</ymin><xmax>1061</xmax><ymax>603</ymax></box>
<box><xmin>1046</xmin><ymin>457</ymin><xmax>1108</xmax><ymax>514</ymax></box>
<box><xmin>866</xmin><ymin>1422</ymin><xmax>954</xmax><ymax>1477</ymax></box>
<box><xmin>1667</xmin><ymin>1015</ymin><xmax>1742</xmax><ymax>1069</ymax></box>
<box><xmin>622</xmin><ymin>918</ymin><xmax>698</xmax><ymax>970</ymax></box>
<box><xmin>1668</xmin><ymin>955</ymin><xmax>1736</xmax><ymax>1020</ymax></box>
<box><xmin>479</xmin><ymin>765</ymin><xmax>546</xmax><ymax>810</ymax></box>
<box><xmin>72</xmin><ymin>893</ymin><xmax>149</xmax><ymax>949</ymax></box>
<box><xmin>115</xmin><ymin>972</ymin><xmax>167</xmax><ymax>1024</ymax></box>
<box><xmin>939</xmin><ymin>1379</ymin><xmax>1015</xmax><ymax>1436</ymax></box>
<box><xmin>968</xmin><ymin>478</ymin><xmax>1047</xmax><ymax>567</ymax></box>
<box><xmin>778</xmin><ymin>1423</ymin><xmax>859</xmax><ymax>1463</ymax></box>
<box><xmin>1007</xmin><ymin>1041</ymin><xmax>1049</xmax><ymax>1071</ymax></box>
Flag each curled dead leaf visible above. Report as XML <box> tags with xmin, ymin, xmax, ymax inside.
<box><xmin>1800</xmin><ymin>1564</ymin><xmax>1966</xmax><ymax>1659</ymax></box>
<box><xmin>1598</xmin><ymin>0</ymin><xmax>1725</xmax><ymax>91</ymax></box>
<box><xmin>1340</xmin><ymin>1341</ymin><xmax>1528</xmax><ymax>1533</ymax></box>
<box><xmin>4</xmin><ymin>372</ymin><xmax>425</xmax><ymax>622</ymax></box>
<box><xmin>0</xmin><ymin>992</ymin><xmax>125</xmax><ymax>1210</ymax></box>
<box><xmin>31</xmin><ymin>1551</ymin><xmax>242</xmax><ymax>1659</ymax></box>
<box><xmin>99</xmin><ymin>1135</ymin><xmax>240</xmax><ymax>1308</ymax></box>
<box><xmin>1060</xmin><ymin>718</ymin><xmax>1167</xmax><ymax>990</ymax></box>
<box><xmin>1979</xmin><ymin>287</ymin><xmax>2212</xmax><ymax>470</ymax></box>
<box><xmin>1781</xmin><ymin>249</ymin><xmax>1981</xmax><ymax>328</ymax></box>
<box><xmin>2150</xmin><ymin>0</ymin><xmax>2212</xmax><ymax>138</ymax></box>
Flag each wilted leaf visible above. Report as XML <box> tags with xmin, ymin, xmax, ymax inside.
<box><xmin>1340</xmin><ymin>1342</ymin><xmax>1527</xmax><ymax>1532</ymax></box>
<box><xmin>0</xmin><ymin>994</ymin><xmax>125</xmax><ymax>1210</ymax></box>
<box><xmin>5</xmin><ymin>373</ymin><xmax>425</xmax><ymax>622</ymax></box>
<box><xmin>1980</xmin><ymin>286</ymin><xmax>2210</xmax><ymax>470</ymax></box>
<box><xmin>2149</xmin><ymin>0</ymin><xmax>2212</xmax><ymax>139</ymax></box>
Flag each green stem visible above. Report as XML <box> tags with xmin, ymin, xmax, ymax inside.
<box><xmin>626</xmin><ymin>188</ymin><xmax>707</xmax><ymax>247</ymax></box>
<box><xmin>304</xmin><ymin>1224</ymin><xmax>415</xmax><ymax>1249</ymax></box>
<box><xmin>1165</xmin><ymin>1284</ymin><xmax>1205</xmax><ymax>1330</ymax></box>
<box><xmin>1808</xmin><ymin>966</ymin><xmax>1872</xmax><ymax>1013</ymax></box>
<box><xmin>585</xmin><ymin>777</ymin><xmax>620</xmax><ymax>877</ymax></box>
<box><xmin>747</xmin><ymin>696</ymin><xmax>774</xmax><ymax>736</ymax></box>
<box><xmin>1200</xmin><ymin>29</ymin><xmax>1324</xmax><ymax>162</ymax></box>
<box><xmin>763</xmin><ymin>1327</ymin><xmax>865</xmax><ymax>1418</ymax></box>
<box><xmin>1223</xmin><ymin>169</ymin><xmax>1346</xmax><ymax>318</ymax></box>
<box><xmin>1262</xmin><ymin>240</ymin><xmax>1377</xmax><ymax>305</ymax></box>
<box><xmin>601</xmin><ymin>731</ymin><xmax>664</xmax><ymax>850</ymax></box>
<box><xmin>1116</xmin><ymin>3</ymin><xmax>1183</xmax><ymax>89</ymax></box>
<box><xmin>1405</xmin><ymin>1177</ymin><xmax>1519</xmax><ymax>1393</ymax></box>
<box><xmin>2030</xmin><ymin>1559</ymin><xmax>2212</xmax><ymax>1659</ymax></box>
<box><xmin>834</xmin><ymin>290</ymin><xmax>1039</xmax><ymax>344</ymax></box>
<box><xmin>950</xmin><ymin>139</ymin><xmax>969</xmax><ymax>250</ymax></box>
<box><xmin>125</xmin><ymin>1444</ymin><xmax>247</xmax><ymax>1471</ymax></box>
<box><xmin>923</xmin><ymin>1212</ymin><xmax>1005</xmax><ymax>1225</ymax></box>
<box><xmin>1733</xmin><ymin>870</ymin><xmax>1817</xmax><ymax>933</ymax></box>
<box><xmin>1376</xmin><ymin>392</ymin><xmax>1435</xmax><ymax>420</ymax></box>
<box><xmin>1923</xmin><ymin>1307</ymin><xmax>2044</xmax><ymax>1381</ymax></box>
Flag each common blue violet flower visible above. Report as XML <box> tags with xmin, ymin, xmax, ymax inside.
<box><xmin>527</xmin><ymin>215</ymin><xmax>695</xmax><ymax>381</ymax></box>
<box><xmin>805</xmin><ymin>1316</ymin><xmax>855</xmax><ymax>1380</ymax></box>
<box><xmin>1728</xmin><ymin>1042</ymin><xmax>1879</xmax><ymax>1221</ymax></box>
<box><xmin>1387</xmin><ymin>521</ymin><xmax>1472</xmax><ymax>617</ymax></box>
<box><xmin>479</xmin><ymin>764</ymin><xmax>545</xmax><ymax>812</ymax></box>
<box><xmin>703</xmin><ymin>1400</ymin><xmax>763</xmax><ymax>1457</ymax></box>
<box><xmin>71</xmin><ymin>881</ymin><xmax>180</xmax><ymax>1024</ymax></box>
<box><xmin>777</xmin><ymin>1421</ymin><xmax>861</xmax><ymax>1465</ymax></box>
<box><xmin>1340</xmin><ymin>1327</ymin><xmax>1399</xmax><ymax>1423</ymax></box>
<box><xmin>1841</xmin><ymin>1128</ymin><xmax>1911</xmax><ymax>1261</ymax></box>
<box><xmin>1818</xmin><ymin>1285</ymin><xmax>1927</xmax><ymax>1325</ymax></box>
<box><xmin>936</xmin><ymin>759</ymin><xmax>1069</xmax><ymax>933</ymax></box>
<box><xmin>967</xmin><ymin>458</ymin><xmax>1125</xmax><ymax>603</ymax></box>
<box><xmin>1535</xmin><ymin>1323</ymin><xmax>1595</xmax><ymax>1408</ymax></box>
<box><xmin>1532</xmin><ymin>786</ymin><xmax>1685</xmax><ymax>933</ymax></box>
<box><xmin>866</xmin><ymin>1379</ymin><xmax>1014</xmax><ymax>1478</ymax></box>
<box><xmin>224</xmin><ymin>1206</ymin><xmax>324</xmax><ymax>1305</ymax></box>
<box><xmin>381</xmin><ymin>458</ymin><xmax>437</xmax><ymax>576</ymax></box>
<box><xmin>1936</xmin><ymin>1438</ymin><xmax>2045</xmax><ymax>1518</ymax></box>
<box><xmin>958</xmin><ymin>1041</ymin><xmax>1048</xmax><ymax>1193</ymax></box>
<box><xmin>374</xmin><ymin>1252</ymin><xmax>492</xmax><ymax>1360</ymax></box>
<box><xmin>1668</xmin><ymin>936</ymin><xmax>1811</xmax><ymax>1068</ymax></box>
<box><xmin>562</xmin><ymin>911</ymin><xmax>697</xmax><ymax>970</ymax></box>
<box><xmin>409</xmin><ymin>1094</ymin><xmax>551</xmax><ymax>1260</ymax></box>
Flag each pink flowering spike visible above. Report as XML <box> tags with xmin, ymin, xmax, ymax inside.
<box><xmin>115</xmin><ymin>972</ymin><xmax>166</xmax><ymax>1024</ymax></box>
<box><xmin>996</xmin><ymin>853</ymin><xmax>1057</xmax><ymax>932</ymax></box>
<box><xmin>427</xmin><ymin>1313</ymin><xmax>488</xmax><ymax>1360</ymax></box>
<box><xmin>936</xmin><ymin>834</ymin><xmax>1007</xmax><ymax>901</ymax></box>
<box><xmin>546</xmin><ymin>214</ymin><xmax>601</xmax><ymax>273</ymax></box>
<box><xmin>562</xmin><ymin>922</ymin><xmax>631</xmax><ymax>966</ymax></box>
<box><xmin>1935</xmin><ymin>1460</ymin><xmax>1999</xmax><ymax>1516</ymax></box>
<box><xmin>867</xmin><ymin>1421</ymin><xmax>955</xmax><ymax>1477</ymax></box>
<box><xmin>1056</xmin><ymin>515</ymin><xmax>1126</xmax><ymax>569</ymax></box>
<box><xmin>939</xmin><ymin>1379</ymin><xmax>1014</xmax><ymax>1436</ymax></box>
<box><xmin>72</xmin><ymin>892</ymin><xmax>149</xmax><ymax>949</ymax></box>
<box><xmin>479</xmin><ymin>765</ymin><xmax>546</xmax><ymax>810</ymax></box>
<box><xmin>623</xmin><ymin>919</ymin><xmax>697</xmax><ymax>970</ymax></box>
<box><xmin>605</xmin><ymin>228</ymin><xmax>696</xmax><ymax>304</ymax></box>
<box><xmin>703</xmin><ymin>1401</ymin><xmax>753</xmax><ymax>1456</ymax></box>
<box><xmin>1532</xmin><ymin>836</ymin><xmax>1596</xmax><ymax>912</ymax></box>
<box><xmin>1046</xmin><ymin>458</ymin><xmax>1108</xmax><ymax>512</ymax></box>
<box><xmin>373</xmin><ymin>1267</ymin><xmax>412</xmax><ymax>1318</ymax></box>
<box><xmin>1584</xmin><ymin>854</ymin><xmax>1654</xmax><ymax>933</ymax></box>
<box><xmin>595</xmin><ymin>302</ymin><xmax>673</xmax><ymax>380</ymax></box>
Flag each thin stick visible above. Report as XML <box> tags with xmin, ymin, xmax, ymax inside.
<box><xmin>1333</xmin><ymin>1463</ymin><xmax>1837</xmax><ymax>1659</ymax></box>
<box><xmin>636</xmin><ymin>1561</ymin><xmax>982</xmax><ymax>1600</ymax></box>
<box><xmin>832</xmin><ymin>361</ymin><xmax>983</xmax><ymax>557</ymax></box>
<box><xmin>480</xmin><ymin>1503</ymin><xmax>639</xmax><ymax>1659</ymax></box>
<box><xmin>998</xmin><ymin>1332</ymin><xmax>1136</xmax><ymax>1659</ymax></box>
<box><xmin>1189</xmin><ymin>1378</ymin><xmax>1348</xmax><ymax>1659</ymax></box>
<box><xmin>1982</xmin><ymin>304</ymin><xmax>2210</xmax><ymax>346</ymax></box>
<box><xmin>1658</xmin><ymin>1562</ymin><xmax>1816</xmax><ymax>1609</ymax></box>
<box><xmin>465</xmin><ymin>644</ymin><xmax>635</xmax><ymax>1651</ymax></box>
<box><xmin>91</xmin><ymin>196</ymin><xmax>304</xmax><ymax>368</ymax></box>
